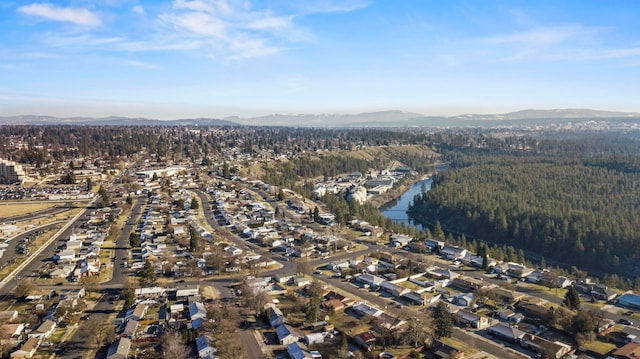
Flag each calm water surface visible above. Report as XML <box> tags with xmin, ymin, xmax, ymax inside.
<box><xmin>380</xmin><ymin>177</ymin><xmax>432</xmax><ymax>227</ymax></box>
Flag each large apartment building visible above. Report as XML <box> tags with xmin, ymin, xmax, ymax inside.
<box><xmin>0</xmin><ymin>159</ymin><xmax>25</xmax><ymax>184</ymax></box>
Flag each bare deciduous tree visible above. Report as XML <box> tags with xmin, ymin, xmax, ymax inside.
<box><xmin>161</xmin><ymin>331</ymin><xmax>190</xmax><ymax>359</ymax></box>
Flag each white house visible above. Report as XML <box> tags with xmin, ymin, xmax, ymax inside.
<box><xmin>440</xmin><ymin>246</ymin><xmax>468</xmax><ymax>260</ymax></box>
<box><xmin>28</xmin><ymin>320</ymin><xmax>56</xmax><ymax>339</ymax></box>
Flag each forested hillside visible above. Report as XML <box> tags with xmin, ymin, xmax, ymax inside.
<box><xmin>409</xmin><ymin>133</ymin><xmax>640</xmax><ymax>277</ymax></box>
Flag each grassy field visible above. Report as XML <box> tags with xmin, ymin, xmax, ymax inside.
<box><xmin>582</xmin><ymin>340</ymin><xmax>616</xmax><ymax>355</ymax></box>
<box><xmin>0</xmin><ymin>202</ymin><xmax>59</xmax><ymax>219</ymax></box>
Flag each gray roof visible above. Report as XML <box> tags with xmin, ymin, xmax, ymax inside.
<box><xmin>488</xmin><ymin>324</ymin><xmax>525</xmax><ymax>340</ymax></box>
<box><xmin>107</xmin><ymin>337</ymin><xmax>131</xmax><ymax>359</ymax></box>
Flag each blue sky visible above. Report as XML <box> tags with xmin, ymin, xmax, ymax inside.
<box><xmin>1</xmin><ymin>0</ymin><xmax>640</xmax><ymax>119</ymax></box>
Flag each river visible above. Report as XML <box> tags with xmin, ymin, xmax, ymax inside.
<box><xmin>379</xmin><ymin>177</ymin><xmax>432</xmax><ymax>228</ymax></box>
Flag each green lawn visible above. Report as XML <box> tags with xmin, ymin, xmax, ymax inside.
<box><xmin>582</xmin><ymin>340</ymin><xmax>616</xmax><ymax>355</ymax></box>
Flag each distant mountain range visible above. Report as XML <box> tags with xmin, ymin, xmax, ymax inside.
<box><xmin>0</xmin><ymin>115</ymin><xmax>238</xmax><ymax>127</ymax></box>
<box><xmin>2</xmin><ymin>109</ymin><xmax>640</xmax><ymax>128</ymax></box>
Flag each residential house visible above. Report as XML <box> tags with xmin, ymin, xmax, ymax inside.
<box><xmin>293</xmin><ymin>276</ymin><xmax>311</xmax><ymax>287</ymax></box>
<box><xmin>390</xmin><ymin>234</ymin><xmax>413</xmax><ymax>248</ymax></box>
<box><xmin>456</xmin><ymin>310</ymin><xmax>490</xmax><ymax>329</ymax></box>
<box><xmin>267</xmin><ymin>306</ymin><xmax>286</xmax><ymax>328</ymax></box>
<box><xmin>10</xmin><ymin>337</ymin><xmax>39</xmax><ymax>359</ymax></box>
<box><xmin>276</xmin><ymin>324</ymin><xmax>300</xmax><ymax>345</ymax></box>
<box><xmin>28</xmin><ymin>320</ymin><xmax>56</xmax><ymax>339</ymax></box>
<box><xmin>453</xmin><ymin>293</ymin><xmax>476</xmax><ymax>307</ymax></box>
<box><xmin>573</xmin><ymin>281</ymin><xmax>618</xmax><ymax>301</ymax></box>
<box><xmin>430</xmin><ymin>340</ymin><xmax>464</xmax><ymax>359</ymax></box>
<box><xmin>58</xmin><ymin>287</ymin><xmax>86</xmax><ymax>299</ymax></box>
<box><xmin>490</xmin><ymin>287</ymin><xmax>526</xmax><ymax>305</ymax></box>
<box><xmin>131</xmin><ymin>304</ymin><xmax>148</xmax><ymax>321</ymax></box>
<box><xmin>0</xmin><ymin>311</ymin><xmax>19</xmax><ymax>323</ymax></box>
<box><xmin>1</xmin><ymin>323</ymin><xmax>26</xmax><ymax>342</ymax></box>
<box><xmin>618</xmin><ymin>293</ymin><xmax>640</xmax><ymax>310</ymax></box>
<box><xmin>520</xmin><ymin>333</ymin><xmax>572</xmax><ymax>359</ymax></box>
<box><xmin>424</xmin><ymin>239</ymin><xmax>444</xmax><ymax>253</ymax></box>
<box><xmin>613</xmin><ymin>343</ymin><xmax>640</xmax><ymax>359</ymax></box>
<box><xmin>517</xmin><ymin>302</ymin><xmax>552</xmax><ymax>321</ymax></box>
<box><xmin>497</xmin><ymin>309</ymin><xmax>524</xmax><ymax>324</ymax></box>
<box><xmin>175</xmin><ymin>284</ymin><xmax>200</xmax><ymax>298</ymax></box>
<box><xmin>487</xmin><ymin>324</ymin><xmax>526</xmax><ymax>343</ymax></box>
<box><xmin>195</xmin><ymin>335</ymin><xmax>217</xmax><ymax>359</ymax></box>
<box><xmin>287</xmin><ymin>342</ymin><xmax>316</xmax><ymax>359</ymax></box>
<box><xmin>440</xmin><ymin>246</ymin><xmax>468</xmax><ymax>260</ymax></box>
<box><xmin>106</xmin><ymin>337</ymin><xmax>131</xmax><ymax>359</ymax></box>
<box><xmin>402</xmin><ymin>291</ymin><xmax>441</xmax><ymax>306</ymax></box>
<box><xmin>354</xmin><ymin>332</ymin><xmax>376</xmax><ymax>351</ymax></box>
<box><xmin>591</xmin><ymin>285</ymin><xmax>618</xmax><ymax>301</ymax></box>
<box><xmin>352</xmin><ymin>302</ymin><xmax>383</xmax><ymax>318</ymax></box>
<box><xmin>188</xmin><ymin>302</ymin><xmax>207</xmax><ymax>321</ymax></box>
<box><xmin>322</xmin><ymin>299</ymin><xmax>346</xmax><ymax>312</ymax></box>
<box><xmin>134</xmin><ymin>287</ymin><xmax>165</xmax><ymax>299</ymax></box>
<box><xmin>376</xmin><ymin>312</ymin><xmax>406</xmax><ymax>330</ymax></box>
<box><xmin>380</xmin><ymin>281</ymin><xmax>410</xmax><ymax>298</ymax></box>
<box><xmin>451</xmin><ymin>277</ymin><xmax>488</xmax><ymax>292</ymax></box>
<box><xmin>355</xmin><ymin>273</ymin><xmax>385</xmax><ymax>288</ymax></box>
<box><xmin>225</xmin><ymin>246</ymin><xmax>242</xmax><ymax>256</ymax></box>
<box><xmin>121</xmin><ymin>319</ymin><xmax>138</xmax><ymax>339</ymax></box>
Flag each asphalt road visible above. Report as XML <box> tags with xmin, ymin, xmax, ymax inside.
<box><xmin>0</xmin><ymin>222</ymin><xmax>63</xmax><ymax>269</ymax></box>
<box><xmin>105</xmin><ymin>196</ymin><xmax>146</xmax><ymax>286</ymax></box>
<box><xmin>60</xmin><ymin>197</ymin><xmax>146</xmax><ymax>359</ymax></box>
<box><xmin>0</xmin><ymin>200</ymin><xmax>99</xmax><ymax>296</ymax></box>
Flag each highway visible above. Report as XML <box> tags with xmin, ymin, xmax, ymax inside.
<box><xmin>0</xmin><ymin>197</ymin><xmax>100</xmax><ymax>296</ymax></box>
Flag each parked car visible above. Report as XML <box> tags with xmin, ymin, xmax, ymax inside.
<box><xmin>619</xmin><ymin>318</ymin><xmax>633</xmax><ymax>325</ymax></box>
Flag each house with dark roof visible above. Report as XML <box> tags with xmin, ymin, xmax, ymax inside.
<box><xmin>354</xmin><ymin>332</ymin><xmax>376</xmax><ymax>351</ymax></box>
<box><xmin>618</xmin><ymin>293</ymin><xmax>640</xmax><ymax>310</ymax></box>
<box><xmin>267</xmin><ymin>305</ymin><xmax>286</xmax><ymax>328</ymax></box>
<box><xmin>189</xmin><ymin>302</ymin><xmax>207</xmax><ymax>321</ymax></box>
<box><xmin>456</xmin><ymin>309</ymin><xmax>490</xmax><ymax>329</ymax></box>
<box><xmin>276</xmin><ymin>324</ymin><xmax>300</xmax><ymax>345</ymax></box>
<box><xmin>287</xmin><ymin>342</ymin><xmax>316</xmax><ymax>359</ymax></box>
<box><xmin>195</xmin><ymin>335</ymin><xmax>217</xmax><ymax>358</ymax></box>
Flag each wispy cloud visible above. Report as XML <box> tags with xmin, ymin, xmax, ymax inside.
<box><xmin>18</xmin><ymin>3</ymin><xmax>102</xmax><ymax>27</ymax></box>
<box><xmin>483</xmin><ymin>25</ymin><xmax>607</xmax><ymax>61</ymax></box>
<box><xmin>0</xmin><ymin>64</ymin><xmax>18</xmax><ymax>71</ymax></box>
<box><xmin>14</xmin><ymin>0</ymin><xmax>369</xmax><ymax>61</ymax></box>
<box><xmin>132</xmin><ymin>5</ymin><xmax>145</xmax><ymax>15</ymax></box>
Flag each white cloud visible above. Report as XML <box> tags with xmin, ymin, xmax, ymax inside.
<box><xmin>18</xmin><ymin>3</ymin><xmax>102</xmax><ymax>27</ymax></box>
<box><xmin>15</xmin><ymin>0</ymin><xmax>369</xmax><ymax>62</ymax></box>
<box><xmin>248</xmin><ymin>15</ymin><xmax>293</xmax><ymax>30</ymax></box>
<box><xmin>132</xmin><ymin>5</ymin><xmax>145</xmax><ymax>15</ymax></box>
<box><xmin>486</xmin><ymin>26</ymin><xmax>584</xmax><ymax>48</ymax></box>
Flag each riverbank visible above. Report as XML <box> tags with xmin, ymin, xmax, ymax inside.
<box><xmin>370</xmin><ymin>173</ymin><xmax>429</xmax><ymax>208</ymax></box>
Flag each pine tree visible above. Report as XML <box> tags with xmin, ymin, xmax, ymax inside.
<box><xmin>433</xmin><ymin>301</ymin><xmax>453</xmax><ymax>339</ymax></box>
<box><xmin>563</xmin><ymin>286</ymin><xmax>581</xmax><ymax>311</ymax></box>
<box><xmin>139</xmin><ymin>260</ymin><xmax>157</xmax><ymax>287</ymax></box>
<box><xmin>432</xmin><ymin>221</ymin><xmax>445</xmax><ymax>241</ymax></box>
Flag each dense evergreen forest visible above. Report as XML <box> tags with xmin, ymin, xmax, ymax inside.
<box><xmin>408</xmin><ymin>132</ymin><xmax>640</xmax><ymax>278</ymax></box>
